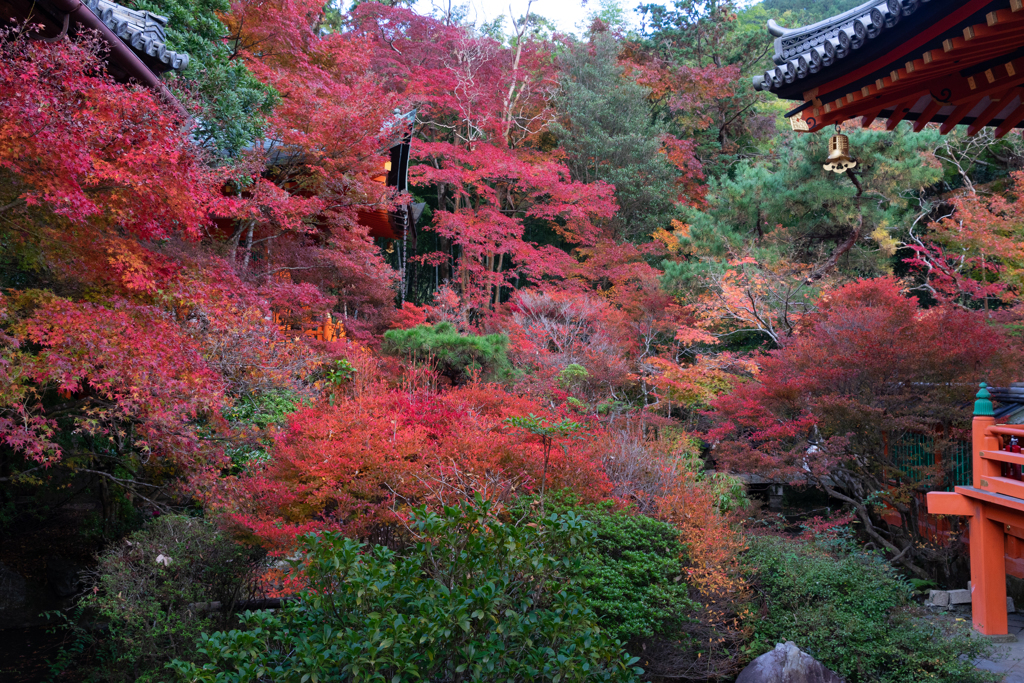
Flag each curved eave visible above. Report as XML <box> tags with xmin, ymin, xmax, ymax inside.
<box><xmin>756</xmin><ymin>0</ymin><xmax>1024</xmax><ymax>137</ymax></box>
<box><xmin>754</xmin><ymin>0</ymin><xmax>990</xmax><ymax>100</ymax></box>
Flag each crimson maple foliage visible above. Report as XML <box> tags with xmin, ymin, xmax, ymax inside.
<box><xmin>710</xmin><ymin>277</ymin><xmax>1013</xmax><ymax>477</ymax></box>
<box><xmin>0</xmin><ymin>29</ymin><xmax>329</xmax><ymax>517</ymax></box>
<box><xmin>0</xmin><ymin>28</ymin><xmax>217</xmax><ymax>239</ymax></box>
<box><xmin>220</xmin><ymin>381</ymin><xmax>612</xmax><ymax>549</ymax></box>
<box><xmin>708</xmin><ymin>277</ymin><xmax>1018</xmax><ymax>576</ymax></box>
<box><xmin>905</xmin><ymin>170</ymin><xmax>1024</xmax><ymax>304</ymax></box>
<box><xmin>350</xmin><ymin>5</ymin><xmax>621</xmax><ymax>309</ymax></box>
<box><xmin>0</xmin><ymin>0</ymin><xmax>822</xmax><ymax>607</ymax></box>
<box><xmin>1</xmin><ymin>291</ymin><xmax>228</xmax><ymax>480</ymax></box>
<box><xmin>205</xmin><ymin>0</ymin><xmax>407</xmax><ymax>335</ymax></box>
<box><xmin>499</xmin><ymin>289</ymin><xmax>632</xmax><ymax>398</ymax></box>
<box><xmin>0</xmin><ymin>31</ymin><xmax>235</xmax><ymax>478</ymax></box>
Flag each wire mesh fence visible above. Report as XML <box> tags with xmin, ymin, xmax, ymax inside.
<box><xmin>889</xmin><ymin>433</ymin><xmax>972</xmax><ymax>491</ymax></box>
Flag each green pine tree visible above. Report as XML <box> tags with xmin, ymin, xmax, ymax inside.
<box><xmin>552</xmin><ymin>30</ymin><xmax>684</xmax><ymax>242</ymax></box>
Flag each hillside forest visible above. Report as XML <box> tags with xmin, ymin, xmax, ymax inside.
<box><xmin>2</xmin><ymin>0</ymin><xmax>1024</xmax><ymax>680</ymax></box>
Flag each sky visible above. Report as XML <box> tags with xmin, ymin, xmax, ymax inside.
<box><xmin>410</xmin><ymin>0</ymin><xmax>651</xmax><ymax>36</ymax></box>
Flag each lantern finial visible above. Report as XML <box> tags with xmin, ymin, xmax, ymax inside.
<box><xmin>975</xmin><ymin>382</ymin><xmax>994</xmax><ymax>417</ymax></box>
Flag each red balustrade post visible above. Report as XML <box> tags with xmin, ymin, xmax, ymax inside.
<box><xmin>973</xmin><ymin>383</ymin><xmax>1000</xmax><ymax>488</ymax></box>
<box><xmin>970</xmin><ymin>505</ymin><xmax>1009</xmax><ymax>635</ymax></box>
<box><xmin>970</xmin><ymin>382</ymin><xmax>1009</xmax><ymax>635</ymax></box>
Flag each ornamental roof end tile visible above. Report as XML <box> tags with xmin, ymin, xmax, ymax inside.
<box><xmin>83</xmin><ymin>0</ymin><xmax>190</xmax><ymax>72</ymax></box>
<box><xmin>752</xmin><ymin>0</ymin><xmax>927</xmax><ymax>94</ymax></box>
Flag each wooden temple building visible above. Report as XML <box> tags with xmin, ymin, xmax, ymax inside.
<box><xmin>755</xmin><ymin>0</ymin><xmax>1024</xmax><ymax>638</ymax></box>
<box><xmin>7</xmin><ymin>0</ymin><xmax>417</xmax><ymax>242</ymax></box>
<box><xmin>356</xmin><ymin>109</ymin><xmax>421</xmax><ymax>242</ymax></box>
<box><xmin>7</xmin><ymin>0</ymin><xmax>417</xmax><ymax>343</ymax></box>
<box><xmin>755</xmin><ymin>0</ymin><xmax>1024</xmax><ymax>136</ymax></box>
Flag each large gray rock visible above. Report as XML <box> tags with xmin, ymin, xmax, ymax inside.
<box><xmin>737</xmin><ymin>642</ymin><xmax>844</xmax><ymax>683</ymax></box>
<box><xmin>0</xmin><ymin>562</ymin><xmax>27</xmax><ymax>611</ymax></box>
<box><xmin>46</xmin><ymin>556</ymin><xmax>83</xmax><ymax>598</ymax></box>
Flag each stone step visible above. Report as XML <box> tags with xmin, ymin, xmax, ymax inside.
<box><xmin>926</xmin><ymin>589</ymin><xmax>1016</xmax><ymax>612</ymax></box>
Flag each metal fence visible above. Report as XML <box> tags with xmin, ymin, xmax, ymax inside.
<box><xmin>890</xmin><ymin>433</ymin><xmax>972</xmax><ymax>491</ymax></box>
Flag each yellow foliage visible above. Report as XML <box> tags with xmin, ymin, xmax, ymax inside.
<box><xmin>870</xmin><ymin>225</ymin><xmax>899</xmax><ymax>256</ymax></box>
<box><xmin>652</xmin><ymin>219</ymin><xmax>691</xmax><ymax>254</ymax></box>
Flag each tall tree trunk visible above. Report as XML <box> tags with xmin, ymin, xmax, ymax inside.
<box><xmin>241</xmin><ymin>221</ymin><xmax>255</xmax><ymax>271</ymax></box>
<box><xmin>264</xmin><ymin>234</ymin><xmax>275</xmax><ymax>284</ymax></box>
<box><xmin>492</xmin><ymin>252</ymin><xmax>504</xmax><ymax>306</ymax></box>
<box><xmin>230</xmin><ymin>222</ymin><xmax>246</xmax><ymax>263</ymax></box>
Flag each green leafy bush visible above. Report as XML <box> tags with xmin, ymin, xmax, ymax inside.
<box><xmin>564</xmin><ymin>501</ymin><xmax>696</xmax><ymax>643</ymax></box>
<box><xmin>223</xmin><ymin>388</ymin><xmax>300</xmax><ymax>468</ymax></box>
<box><xmin>382</xmin><ymin>322</ymin><xmax>512</xmax><ymax>384</ymax></box>
<box><xmin>172</xmin><ymin>497</ymin><xmax>641</xmax><ymax>682</ymax></box>
<box><xmin>742</xmin><ymin>534</ymin><xmax>995</xmax><ymax>683</ymax></box>
<box><xmin>223</xmin><ymin>388</ymin><xmax>299</xmax><ymax>429</ymax></box>
<box><xmin>57</xmin><ymin>515</ymin><xmax>266</xmax><ymax>683</ymax></box>
<box><xmin>558</xmin><ymin>363</ymin><xmax>590</xmax><ymax>391</ymax></box>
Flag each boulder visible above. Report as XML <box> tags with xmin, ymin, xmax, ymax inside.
<box><xmin>737</xmin><ymin>642</ymin><xmax>844</xmax><ymax>683</ymax></box>
<box><xmin>928</xmin><ymin>590</ymin><xmax>950</xmax><ymax>606</ymax></box>
<box><xmin>45</xmin><ymin>556</ymin><xmax>83</xmax><ymax>598</ymax></box>
<box><xmin>0</xmin><ymin>562</ymin><xmax>28</xmax><ymax>611</ymax></box>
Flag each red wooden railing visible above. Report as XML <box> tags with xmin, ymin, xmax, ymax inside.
<box><xmin>273</xmin><ymin>310</ymin><xmax>344</xmax><ymax>343</ymax></box>
<box><xmin>928</xmin><ymin>383</ymin><xmax>1024</xmax><ymax>636</ymax></box>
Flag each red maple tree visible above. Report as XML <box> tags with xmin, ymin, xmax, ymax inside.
<box><xmin>708</xmin><ymin>276</ymin><xmax>1018</xmax><ymax>576</ymax></box>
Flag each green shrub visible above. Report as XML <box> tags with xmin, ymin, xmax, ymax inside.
<box><xmin>223</xmin><ymin>389</ymin><xmax>299</xmax><ymax>429</ymax></box>
<box><xmin>575</xmin><ymin>508</ymin><xmax>697</xmax><ymax>642</ymax></box>
<box><xmin>558</xmin><ymin>363</ymin><xmax>590</xmax><ymax>391</ymax></box>
<box><xmin>172</xmin><ymin>497</ymin><xmax>642</xmax><ymax>682</ymax></box>
<box><xmin>382</xmin><ymin>322</ymin><xmax>512</xmax><ymax>384</ymax></box>
<box><xmin>528</xmin><ymin>495</ymin><xmax>696</xmax><ymax>643</ymax></box>
<box><xmin>57</xmin><ymin>515</ymin><xmax>266</xmax><ymax>683</ymax></box>
<box><xmin>742</xmin><ymin>534</ymin><xmax>995</xmax><ymax>683</ymax></box>
<box><xmin>222</xmin><ymin>389</ymin><xmax>300</xmax><ymax>468</ymax></box>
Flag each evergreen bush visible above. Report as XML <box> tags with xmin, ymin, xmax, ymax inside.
<box><xmin>564</xmin><ymin>501</ymin><xmax>697</xmax><ymax>643</ymax></box>
<box><xmin>743</xmin><ymin>534</ymin><xmax>995</xmax><ymax>683</ymax></box>
<box><xmin>382</xmin><ymin>322</ymin><xmax>512</xmax><ymax>384</ymax></box>
<box><xmin>53</xmin><ymin>515</ymin><xmax>265</xmax><ymax>683</ymax></box>
<box><xmin>172</xmin><ymin>497</ymin><xmax>641</xmax><ymax>682</ymax></box>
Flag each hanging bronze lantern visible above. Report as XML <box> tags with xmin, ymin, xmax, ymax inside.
<box><xmin>823</xmin><ymin>132</ymin><xmax>857</xmax><ymax>173</ymax></box>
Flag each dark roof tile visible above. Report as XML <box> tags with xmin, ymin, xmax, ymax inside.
<box><xmin>84</xmin><ymin>0</ymin><xmax>189</xmax><ymax>72</ymax></box>
<box><xmin>753</xmin><ymin>0</ymin><xmax>923</xmax><ymax>94</ymax></box>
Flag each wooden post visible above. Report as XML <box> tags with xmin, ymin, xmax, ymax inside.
<box><xmin>970</xmin><ymin>382</ymin><xmax>1009</xmax><ymax>635</ymax></box>
<box><xmin>971</xmin><ymin>504</ymin><xmax>1008</xmax><ymax>635</ymax></box>
<box><xmin>322</xmin><ymin>313</ymin><xmax>333</xmax><ymax>342</ymax></box>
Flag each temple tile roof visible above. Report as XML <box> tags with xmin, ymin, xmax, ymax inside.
<box><xmin>84</xmin><ymin>0</ymin><xmax>189</xmax><ymax>72</ymax></box>
<box><xmin>989</xmin><ymin>385</ymin><xmax>1024</xmax><ymax>421</ymax></box>
<box><xmin>753</xmin><ymin>0</ymin><xmax>929</xmax><ymax>95</ymax></box>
